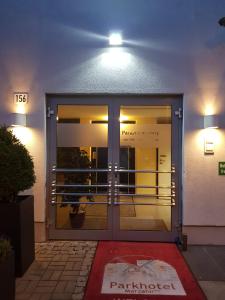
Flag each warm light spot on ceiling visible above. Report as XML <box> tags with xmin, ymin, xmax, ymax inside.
<box><xmin>119</xmin><ymin>115</ymin><xmax>129</xmax><ymax>122</ymax></box>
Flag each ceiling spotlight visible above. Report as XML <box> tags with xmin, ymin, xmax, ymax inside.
<box><xmin>218</xmin><ymin>17</ymin><xmax>225</xmax><ymax>27</ymax></box>
<box><xmin>109</xmin><ymin>33</ymin><xmax>123</xmax><ymax>46</ymax></box>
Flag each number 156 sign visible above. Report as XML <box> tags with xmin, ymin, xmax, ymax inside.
<box><xmin>14</xmin><ymin>93</ymin><xmax>29</xmax><ymax>104</ymax></box>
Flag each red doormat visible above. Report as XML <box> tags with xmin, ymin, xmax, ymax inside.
<box><xmin>84</xmin><ymin>241</ymin><xmax>206</xmax><ymax>300</ymax></box>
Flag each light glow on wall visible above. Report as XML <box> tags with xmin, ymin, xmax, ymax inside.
<box><xmin>100</xmin><ymin>48</ymin><xmax>132</xmax><ymax>69</ymax></box>
<box><xmin>11</xmin><ymin>126</ymin><xmax>33</xmax><ymax>146</ymax></box>
<box><xmin>204</xmin><ymin>128</ymin><xmax>220</xmax><ymax>145</ymax></box>
<box><xmin>196</xmin><ymin>128</ymin><xmax>222</xmax><ymax>154</ymax></box>
<box><xmin>15</xmin><ymin>104</ymin><xmax>26</xmax><ymax>114</ymax></box>
<box><xmin>204</xmin><ymin>103</ymin><xmax>216</xmax><ymax>116</ymax></box>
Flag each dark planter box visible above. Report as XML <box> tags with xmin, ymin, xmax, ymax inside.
<box><xmin>0</xmin><ymin>195</ymin><xmax>35</xmax><ymax>277</ymax></box>
<box><xmin>0</xmin><ymin>251</ymin><xmax>15</xmax><ymax>300</ymax></box>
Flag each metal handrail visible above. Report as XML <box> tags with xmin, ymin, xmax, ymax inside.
<box><xmin>51</xmin><ymin>166</ymin><xmax>176</xmax><ymax>207</ymax></box>
<box><xmin>51</xmin><ymin>192</ymin><xmax>109</xmax><ymax>196</ymax></box>
<box><xmin>52</xmin><ymin>168</ymin><xmax>175</xmax><ymax>174</ymax></box>
<box><xmin>52</xmin><ymin>183</ymin><xmax>174</xmax><ymax>189</ymax></box>
<box><xmin>115</xmin><ymin>184</ymin><xmax>175</xmax><ymax>189</ymax></box>
<box><xmin>115</xmin><ymin>169</ymin><xmax>174</xmax><ymax>174</ymax></box>
<box><xmin>52</xmin><ymin>168</ymin><xmax>109</xmax><ymax>173</ymax></box>
<box><xmin>51</xmin><ymin>200</ymin><xmax>108</xmax><ymax>205</ymax></box>
<box><xmin>51</xmin><ymin>200</ymin><xmax>175</xmax><ymax>206</ymax></box>
<box><xmin>52</xmin><ymin>184</ymin><xmax>110</xmax><ymax>188</ymax></box>
<box><xmin>114</xmin><ymin>202</ymin><xmax>175</xmax><ymax>206</ymax></box>
<box><xmin>52</xmin><ymin>192</ymin><xmax>174</xmax><ymax>198</ymax></box>
<box><xmin>116</xmin><ymin>193</ymin><xmax>175</xmax><ymax>198</ymax></box>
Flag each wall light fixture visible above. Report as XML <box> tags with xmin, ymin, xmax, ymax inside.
<box><xmin>109</xmin><ymin>33</ymin><xmax>123</xmax><ymax>46</ymax></box>
<box><xmin>204</xmin><ymin>115</ymin><xmax>219</xmax><ymax>129</ymax></box>
<box><xmin>203</xmin><ymin>115</ymin><xmax>219</xmax><ymax>155</ymax></box>
<box><xmin>10</xmin><ymin>113</ymin><xmax>27</xmax><ymax>127</ymax></box>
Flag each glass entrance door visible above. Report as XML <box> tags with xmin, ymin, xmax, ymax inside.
<box><xmin>47</xmin><ymin>96</ymin><xmax>182</xmax><ymax>242</ymax></box>
<box><xmin>48</xmin><ymin>103</ymin><xmax>114</xmax><ymax>240</ymax></box>
<box><xmin>112</xmin><ymin>105</ymin><xmax>177</xmax><ymax>241</ymax></box>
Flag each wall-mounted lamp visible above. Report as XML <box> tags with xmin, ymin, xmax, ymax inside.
<box><xmin>204</xmin><ymin>115</ymin><xmax>219</xmax><ymax>129</ymax></box>
<box><xmin>109</xmin><ymin>33</ymin><xmax>123</xmax><ymax>46</ymax></box>
<box><xmin>203</xmin><ymin>115</ymin><xmax>219</xmax><ymax>155</ymax></box>
<box><xmin>10</xmin><ymin>113</ymin><xmax>27</xmax><ymax>127</ymax></box>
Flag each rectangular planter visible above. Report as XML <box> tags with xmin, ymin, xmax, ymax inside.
<box><xmin>0</xmin><ymin>195</ymin><xmax>35</xmax><ymax>277</ymax></box>
<box><xmin>0</xmin><ymin>251</ymin><xmax>15</xmax><ymax>300</ymax></box>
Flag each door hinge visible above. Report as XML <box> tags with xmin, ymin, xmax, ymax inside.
<box><xmin>47</xmin><ymin>106</ymin><xmax>54</xmax><ymax>118</ymax></box>
<box><xmin>175</xmin><ymin>108</ymin><xmax>183</xmax><ymax>119</ymax></box>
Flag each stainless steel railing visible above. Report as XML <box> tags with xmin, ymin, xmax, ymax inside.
<box><xmin>51</xmin><ymin>165</ymin><xmax>176</xmax><ymax>206</ymax></box>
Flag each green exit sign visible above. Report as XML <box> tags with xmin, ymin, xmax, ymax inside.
<box><xmin>218</xmin><ymin>162</ymin><xmax>225</xmax><ymax>175</ymax></box>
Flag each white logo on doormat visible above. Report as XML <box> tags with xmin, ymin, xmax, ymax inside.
<box><xmin>101</xmin><ymin>259</ymin><xmax>186</xmax><ymax>296</ymax></box>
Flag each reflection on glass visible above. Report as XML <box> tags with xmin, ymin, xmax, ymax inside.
<box><xmin>119</xmin><ymin>106</ymin><xmax>172</xmax><ymax>231</ymax></box>
<box><xmin>55</xmin><ymin>105</ymin><xmax>108</xmax><ymax>230</ymax></box>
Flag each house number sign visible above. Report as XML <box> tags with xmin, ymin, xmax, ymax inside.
<box><xmin>14</xmin><ymin>93</ymin><xmax>29</xmax><ymax>104</ymax></box>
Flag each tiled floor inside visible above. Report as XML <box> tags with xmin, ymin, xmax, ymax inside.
<box><xmin>16</xmin><ymin>242</ymin><xmax>225</xmax><ymax>300</ymax></box>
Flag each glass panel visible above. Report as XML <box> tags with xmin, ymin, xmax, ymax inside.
<box><xmin>55</xmin><ymin>105</ymin><xmax>109</xmax><ymax>230</ymax></box>
<box><xmin>119</xmin><ymin>106</ymin><xmax>172</xmax><ymax>231</ymax></box>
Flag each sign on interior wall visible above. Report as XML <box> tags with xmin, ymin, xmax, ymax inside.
<box><xmin>57</xmin><ymin>124</ymin><xmax>171</xmax><ymax>147</ymax></box>
<box><xmin>120</xmin><ymin>124</ymin><xmax>171</xmax><ymax>148</ymax></box>
<box><xmin>14</xmin><ymin>93</ymin><xmax>29</xmax><ymax>104</ymax></box>
<box><xmin>218</xmin><ymin>162</ymin><xmax>225</xmax><ymax>175</ymax></box>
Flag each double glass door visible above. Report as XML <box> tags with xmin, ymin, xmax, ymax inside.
<box><xmin>47</xmin><ymin>96</ymin><xmax>182</xmax><ymax>241</ymax></box>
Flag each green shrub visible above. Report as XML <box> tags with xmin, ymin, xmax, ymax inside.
<box><xmin>0</xmin><ymin>238</ymin><xmax>12</xmax><ymax>262</ymax></box>
<box><xmin>0</xmin><ymin>126</ymin><xmax>36</xmax><ymax>202</ymax></box>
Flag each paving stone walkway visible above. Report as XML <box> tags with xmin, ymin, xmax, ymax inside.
<box><xmin>16</xmin><ymin>241</ymin><xmax>225</xmax><ymax>300</ymax></box>
<box><xmin>16</xmin><ymin>241</ymin><xmax>97</xmax><ymax>300</ymax></box>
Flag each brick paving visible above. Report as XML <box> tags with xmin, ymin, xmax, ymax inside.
<box><xmin>16</xmin><ymin>241</ymin><xmax>97</xmax><ymax>300</ymax></box>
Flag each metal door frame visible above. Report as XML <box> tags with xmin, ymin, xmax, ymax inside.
<box><xmin>46</xmin><ymin>94</ymin><xmax>183</xmax><ymax>242</ymax></box>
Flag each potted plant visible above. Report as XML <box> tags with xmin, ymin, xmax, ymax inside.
<box><xmin>57</xmin><ymin>147</ymin><xmax>93</xmax><ymax>228</ymax></box>
<box><xmin>0</xmin><ymin>126</ymin><xmax>36</xmax><ymax>276</ymax></box>
<box><xmin>0</xmin><ymin>237</ymin><xmax>15</xmax><ymax>300</ymax></box>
